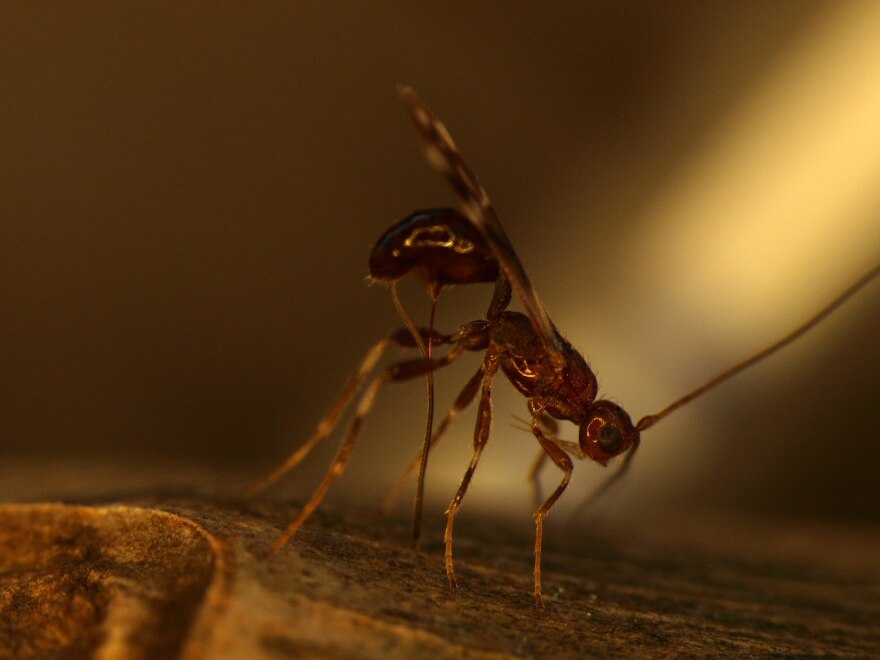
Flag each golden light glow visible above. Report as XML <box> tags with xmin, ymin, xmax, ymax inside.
<box><xmin>525</xmin><ymin>1</ymin><xmax>880</xmax><ymax>519</ymax></box>
<box><xmin>641</xmin><ymin>1</ymin><xmax>880</xmax><ymax>341</ymax></box>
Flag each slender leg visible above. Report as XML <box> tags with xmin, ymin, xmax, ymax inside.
<box><xmin>243</xmin><ymin>325</ymin><xmax>453</xmax><ymax>496</ymax></box>
<box><xmin>529</xmin><ymin>410</ymin><xmax>574</xmax><ymax>610</ymax></box>
<box><xmin>444</xmin><ymin>353</ymin><xmax>499</xmax><ymax>590</ymax></box>
<box><xmin>411</xmin><ymin>284</ymin><xmax>441</xmax><ymax>547</ymax></box>
<box><xmin>270</xmin><ymin>345</ymin><xmax>467</xmax><ymax>553</ymax></box>
<box><xmin>379</xmin><ymin>364</ymin><xmax>485</xmax><ymax>514</ymax></box>
<box><xmin>564</xmin><ymin>437</ymin><xmax>641</xmax><ymax>525</ymax></box>
<box><xmin>525</xmin><ymin>415</ymin><xmax>560</xmax><ymax>508</ymax></box>
<box><xmin>242</xmin><ymin>336</ymin><xmax>393</xmax><ymax>496</ymax></box>
<box><xmin>526</xmin><ymin>451</ymin><xmax>548</xmax><ymax>509</ymax></box>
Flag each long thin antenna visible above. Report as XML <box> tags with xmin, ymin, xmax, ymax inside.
<box><xmin>637</xmin><ymin>262</ymin><xmax>880</xmax><ymax>432</ymax></box>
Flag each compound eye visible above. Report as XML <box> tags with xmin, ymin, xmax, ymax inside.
<box><xmin>598</xmin><ymin>424</ymin><xmax>622</xmax><ymax>454</ymax></box>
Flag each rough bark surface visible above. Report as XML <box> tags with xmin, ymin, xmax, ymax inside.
<box><xmin>0</xmin><ymin>496</ymin><xmax>877</xmax><ymax>658</ymax></box>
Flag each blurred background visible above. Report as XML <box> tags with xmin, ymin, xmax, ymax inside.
<box><xmin>2</xmin><ymin>2</ymin><xmax>879</xmax><ymax>536</ymax></box>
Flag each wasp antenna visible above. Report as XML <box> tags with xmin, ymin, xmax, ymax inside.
<box><xmin>637</xmin><ymin>262</ymin><xmax>880</xmax><ymax>432</ymax></box>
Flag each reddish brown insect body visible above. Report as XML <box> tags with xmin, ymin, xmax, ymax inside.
<box><xmin>247</xmin><ymin>86</ymin><xmax>880</xmax><ymax>609</ymax></box>
<box><xmin>368</xmin><ymin>207</ymin><xmax>502</xmax><ymax>546</ymax></box>
<box><xmin>370</xmin><ymin>208</ymin><xmax>500</xmax><ymax>286</ymax></box>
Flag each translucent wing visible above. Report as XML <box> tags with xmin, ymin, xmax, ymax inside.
<box><xmin>398</xmin><ymin>85</ymin><xmax>564</xmax><ymax>359</ymax></box>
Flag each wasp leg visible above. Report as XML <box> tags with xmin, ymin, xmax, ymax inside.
<box><xmin>443</xmin><ymin>352</ymin><xmax>500</xmax><ymax>590</ymax></box>
<box><xmin>270</xmin><ymin>343</ymin><xmax>468</xmax><ymax>553</ymax></box>
<box><xmin>525</xmin><ymin>415</ymin><xmax>561</xmax><ymax>508</ymax></box>
<box><xmin>380</xmin><ymin>364</ymin><xmax>485</xmax><ymax>514</ymax></box>
<box><xmin>529</xmin><ymin>409</ymin><xmax>574</xmax><ymax>610</ymax></box>
<box><xmin>564</xmin><ymin>437</ymin><xmax>641</xmax><ymax>526</ymax></box>
<box><xmin>243</xmin><ymin>327</ymin><xmax>452</xmax><ymax>496</ymax></box>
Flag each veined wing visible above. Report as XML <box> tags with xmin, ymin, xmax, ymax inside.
<box><xmin>398</xmin><ymin>85</ymin><xmax>563</xmax><ymax>359</ymax></box>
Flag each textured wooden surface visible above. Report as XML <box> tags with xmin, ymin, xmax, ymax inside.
<box><xmin>1</xmin><ymin>496</ymin><xmax>878</xmax><ymax>658</ymax></box>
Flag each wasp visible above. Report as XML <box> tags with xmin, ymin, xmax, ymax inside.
<box><xmin>247</xmin><ymin>86</ymin><xmax>880</xmax><ymax>609</ymax></box>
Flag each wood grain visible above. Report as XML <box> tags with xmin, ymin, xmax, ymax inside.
<box><xmin>1</xmin><ymin>496</ymin><xmax>878</xmax><ymax>658</ymax></box>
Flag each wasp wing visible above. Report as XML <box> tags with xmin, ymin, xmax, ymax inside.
<box><xmin>398</xmin><ymin>85</ymin><xmax>563</xmax><ymax>358</ymax></box>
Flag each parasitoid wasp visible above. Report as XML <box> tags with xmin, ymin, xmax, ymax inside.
<box><xmin>246</xmin><ymin>86</ymin><xmax>880</xmax><ymax>609</ymax></box>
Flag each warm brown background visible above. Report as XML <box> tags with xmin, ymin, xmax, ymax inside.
<box><xmin>2</xmin><ymin>2</ymin><xmax>879</xmax><ymax>534</ymax></box>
